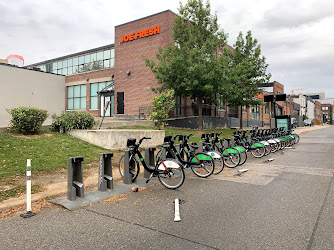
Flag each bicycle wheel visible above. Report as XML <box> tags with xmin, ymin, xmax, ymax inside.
<box><xmin>250</xmin><ymin>145</ymin><xmax>266</xmax><ymax>158</ymax></box>
<box><xmin>157</xmin><ymin>159</ymin><xmax>185</xmax><ymax>189</ymax></box>
<box><xmin>222</xmin><ymin>148</ymin><xmax>240</xmax><ymax>168</ymax></box>
<box><xmin>119</xmin><ymin>155</ymin><xmax>140</xmax><ymax>182</ymax></box>
<box><xmin>234</xmin><ymin>146</ymin><xmax>247</xmax><ymax>165</ymax></box>
<box><xmin>207</xmin><ymin>151</ymin><xmax>224</xmax><ymax>175</ymax></box>
<box><xmin>190</xmin><ymin>153</ymin><xmax>215</xmax><ymax>178</ymax></box>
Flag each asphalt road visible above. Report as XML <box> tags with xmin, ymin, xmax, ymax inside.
<box><xmin>0</xmin><ymin>127</ymin><xmax>333</xmax><ymax>249</ymax></box>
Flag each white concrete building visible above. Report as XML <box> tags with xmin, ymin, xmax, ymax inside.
<box><xmin>0</xmin><ymin>63</ymin><xmax>65</xmax><ymax>127</ymax></box>
<box><xmin>288</xmin><ymin>94</ymin><xmax>307</xmax><ymax>116</ymax></box>
<box><xmin>306</xmin><ymin>97</ymin><xmax>315</xmax><ymax>119</ymax></box>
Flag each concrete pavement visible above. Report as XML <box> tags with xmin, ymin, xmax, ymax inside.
<box><xmin>0</xmin><ymin>125</ymin><xmax>333</xmax><ymax>249</ymax></box>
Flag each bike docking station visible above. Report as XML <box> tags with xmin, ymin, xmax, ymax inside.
<box><xmin>50</xmin><ymin>150</ymin><xmax>160</xmax><ymax>210</ymax></box>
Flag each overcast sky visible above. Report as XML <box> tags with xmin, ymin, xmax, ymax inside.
<box><xmin>1</xmin><ymin>0</ymin><xmax>333</xmax><ymax>97</ymax></box>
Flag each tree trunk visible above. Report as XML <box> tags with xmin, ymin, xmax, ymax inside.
<box><xmin>198</xmin><ymin>97</ymin><xmax>203</xmax><ymax>131</ymax></box>
<box><xmin>239</xmin><ymin>106</ymin><xmax>243</xmax><ymax>129</ymax></box>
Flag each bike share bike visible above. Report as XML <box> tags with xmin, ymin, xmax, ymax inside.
<box><xmin>201</xmin><ymin>132</ymin><xmax>241</xmax><ymax>172</ymax></box>
<box><xmin>118</xmin><ymin>137</ymin><xmax>185</xmax><ymax>189</ymax></box>
<box><xmin>156</xmin><ymin>135</ymin><xmax>215</xmax><ymax>178</ymax></box>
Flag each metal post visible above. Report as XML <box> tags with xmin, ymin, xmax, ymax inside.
<box><xmin>67</xmin><ymin>157</ymin><xmax>84</xmax><ymax>201</ymax></box>
<box><xmin>20</xmin><ymin>159</ymin><xmax>36</xmax><ymax>218</ymax></box>
<box><xmin>123</xmin><ymin>150</ymin><xmax>132</xmax><ymax>184</ymax></box>
<box><xmin>98</xmin><ymin>153</ymin><xmax>113</xmax><ymax>191</ymax></box>
<box><xmin>198</xmin><ymin>141</ymin><xmax>204</xmax><ymax>153</ymax></box>
<box><xmin>144</xmin><ymin>148</ymin><xmax>156</xmax><ymax>178</ymax></box>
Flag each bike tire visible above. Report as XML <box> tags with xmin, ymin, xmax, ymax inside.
<box><xmin>212</xmin><ymin>155</ymin><xmax>224</xmax><ymax>175</ymax></box>
<box><xmin>250</xmin><ymin>145</ymin><xmax>266</xmax><ymax>158</ymax></box>
<box><xmin>158</xmin><ymin>159</ymin><xmax>185</xmax><ymax>189</ymax></box>
<box><xmin>118</xmin><ymin>154</ymin><xmax>140</xmax><ymax>182</ymax></box>
<box><xmin>234</xmin><ymin>146</ymin><xmax>247</xmax><ymax>165</ymax></box>
<box><xmin>223</xmin><ymin>150</ymin><xmax>240</xmax><ymax>168</ymax></box>
<box><xmin>190</xmin><ymin>153</ymin><xmax>215</xmax><ymax>178</ymax></box>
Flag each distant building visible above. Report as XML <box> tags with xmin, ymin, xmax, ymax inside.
<box><xmin>288</xmin><ymin>94</ymin><xmax>306</xmax><ymax>116</ymax></box>
<box><xmin>321</xmin><ymin>104</ymin><xmax>331</xmax><ymax>124</ymax></box>
<box><xmin>306</xmin><ymin>96</ymin><xmax>315</xmax><ymax>120</ymax></box>
<box><xmin>305</xmin><ymin>92</ymin><xmax>326</xmax><ymax>100</ymax></box>
<box><xmin>6</xmin><ymin>55</ymin><xmax>24</xmax><ymax>67</ymax></box>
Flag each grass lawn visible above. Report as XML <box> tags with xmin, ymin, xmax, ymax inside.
<box><xmin>0</xmin><ymin>130</ymin><xmax>109</xmax><ymax>184</ymax></box>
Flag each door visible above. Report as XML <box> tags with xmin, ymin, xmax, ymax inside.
<box><xmin>117</xmin><ymin>92</ymin><xmax>124</xmax><ymax>114</ymax></box>
<box><xmin>100</xmin><ymin>94</ymin><xmax>114</xmax><ymax>117</ymax></box>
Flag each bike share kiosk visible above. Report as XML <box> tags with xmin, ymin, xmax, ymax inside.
<box><xmin>264</xmin><ymin>93</ymin><xmax>287</xmax><ymax>128</ymax></box>
<box><xmin>275</xmin><ymin>115</ymin><xmax>291</xmax><ymax>132</ymax></box>
<box><xmin>67</xmin><ymin>156</ymin><xmax>85</xmax><ymax>201</ymax></box>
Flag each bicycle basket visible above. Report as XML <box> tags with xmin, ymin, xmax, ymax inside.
<box><xmin>127</xmin><ymin>138</ymin><xmax>136</xmax><ymax>148</ymax></box>
<box><xmin>164</xmin><ymin>136</ymin><xmax>172</xmax><ymax>143</ymax></box>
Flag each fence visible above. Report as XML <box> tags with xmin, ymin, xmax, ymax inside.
<box><xmin>139</xmin><ymin>105</ymin><xmax>227</xmax><ymax>120</ymax></box>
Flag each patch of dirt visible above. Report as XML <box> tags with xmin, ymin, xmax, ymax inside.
<box><xmin>0</xmin><ymin>165</ymin><xmax>124</xmax><ymax>219</ymax></box>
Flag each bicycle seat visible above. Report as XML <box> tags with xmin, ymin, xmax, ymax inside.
<box><xmin>163</xmin><ymin>136</ymin><xmax>173</xmax><ymax>144</ymax></box>
<box><xmin>127</xmin><ymin>138</ymin><xmax>136</xmax><ymax>148</ymax></box>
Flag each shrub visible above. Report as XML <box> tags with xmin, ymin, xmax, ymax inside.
<box><xmin>7</xmin><ymin>106</ymin><xmax>48</xmax><ymax>134</ymax></box>
<box><xmin>51</xmin><ymin>111</ymin><xmax>96</xmax><ymax>133</ymax></box>
<box><xmin>148</xmin><ymin>89</ymin><xmax>175</xmax><ymax>130</ymax></box>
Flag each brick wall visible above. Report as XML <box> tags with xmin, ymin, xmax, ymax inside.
<box><xmin>64</xmin><ymin>10</ymin><xmax>176</xmax><ymax>117</ymax></box>
<box><xmin>114</xmin><ymin>10</ymin><xmax>176</xmax><ymax>115</ymax></box>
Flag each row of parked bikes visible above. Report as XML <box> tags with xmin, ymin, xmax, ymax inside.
<box><xmin>118</xmin><ymin>127</ymin><xmax>300</xmax><ymax>190</ymax></box>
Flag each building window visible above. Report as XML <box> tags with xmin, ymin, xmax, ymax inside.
<box><xmin>252</xmin><ymin>105</ymin><xmax>259</xmax><ymax>120</ymax></box>
<box><xmin>265</xmin><ymin>103</ymin><xmax>270</xmax><ymax>115</ymax></box>
<box><xmin>322</xmin><ymin>107</ymin><xmax>329</xmax><ymax>111</ymax></box>
<box><xmin>37</xmin><ymin>48</ymin><xmax>115</xmax><ymax>76</ymax></box>
<box><xmin>90</xmin><ymin>81</ymin><xmax>114</xmax><ymax>110</ymax></box>
<box><xmin>67</xmin><ymin>85</ymin><xmax>86</xmax><ymax>110</ymax></box>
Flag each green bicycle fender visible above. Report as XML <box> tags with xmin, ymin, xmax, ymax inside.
<box><xmin>292</xmin><ymin>134</ymin><xmax>299</xmax><ymax>137</ymax></box>
<box><xmin>234</xmin><ymin>146</ymin><xmax>245</xmax><ymax>153</ymax></box>
<box><xmin>191</xmin><ymin>153</ymin><xmax>212</xmax><ymax>162</ymax></box>
<box><xmin>222</xmin><ymin>148</ymin><xmax>240</xmax><ymax>155</ymax></box>
<box><xmin>251</xmin><ymin>143</ymin><xmax>265</xmax><ymax>148</ymax></box>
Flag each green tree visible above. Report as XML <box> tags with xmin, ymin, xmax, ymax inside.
<box><xmin>144</xmin><ymin>0</ymin><xmax>229</xmax><ymax>131</ymax></box>
<box><xmin>225</xmin><ymin>31</ymin><xmax>271</xmax><ymax>129</ymax></box>
<box><xmin>148</xmin><ymin>89</ymin><xmax>175</xmax><ymax>130</ymax></box>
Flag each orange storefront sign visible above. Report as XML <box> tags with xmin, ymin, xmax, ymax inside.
<box><xmin>254</xmin><ymin>93</ymin><xmax>263</xmax><ymax>99</ymax></box>
<box><xmin>120</xmin><ymin>26</ymin><xmax>161</xmax><ymax>43</ymax></box>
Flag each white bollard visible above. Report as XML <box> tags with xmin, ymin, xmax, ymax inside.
<box><xmin>27</xmin><ymin>159</ymin><xmax>31</xmax><ymax>212</ymax></box>
<box><xmin>174</xmin><ymin>198</ymin><xmax>181</xmax><ymax>222</ymax></box>
<box><xmin>20</xmin><ymin>159</ymin><xmax>36</xmax><ymax>218</ymax></box>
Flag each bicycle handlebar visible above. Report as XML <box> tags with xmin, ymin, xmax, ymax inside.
<box><xmin>139</xmin><ymin>137</ymin><xmax>151</xmax><ymax>144</ymax></box>
<box><xmin>187</xmin><ymin>133</ymin><xmax>194</xmax><ymax>139</ymax></box>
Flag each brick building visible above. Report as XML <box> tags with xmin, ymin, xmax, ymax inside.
<box><xmin>321</xmin><ymin>103</ymin><xmax>331</xmax><ymax>124</ymax></box>
<box><xmin>314</xmin><ymin>101</ymin><xmax>323</xmax><ymax>124</ymax></box>
<box><xmin>28</xmin><ymin>10</ymin><xmax>177</xmax><ymax>119</ymax></box>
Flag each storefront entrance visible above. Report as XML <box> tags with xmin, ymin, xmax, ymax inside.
<box><xmin>101</xmin><ymin>93</ymin><xmax>114</xmax><ymax>117</ymax></box>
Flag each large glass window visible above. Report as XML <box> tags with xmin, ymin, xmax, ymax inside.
<box><xmin>67</xmin><ymin>84</ymin><xmax>86</xmax><ymax>110</ymax></box>
<box><xmin>265</xmin><ymin>103</ymin><xmax>270</xmax><ymax>115</ymax></box>
<box><xmin>90</xmin><ymin>81</ymin><xmax>114</xmax><ymax>110</ymax></box>
<box><xmin>97</xmin><ymin>51</ymin><xmax>103</xmax><ymax>61</ymax></box>
<box><xmin>35</xmin><ymin>47</ymin><xmax>114</xmax><ymax>76</ymax></box>
<box><xmin>73</xmin><ymin>57</ymin><xmax>79</xmax><ymax>66</ymax></box>
<box><xmin>252</xmin><ymin>105</ymin><xmax>259</xmax><ymax>120</ymax></box>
